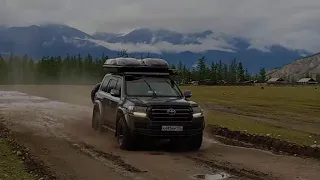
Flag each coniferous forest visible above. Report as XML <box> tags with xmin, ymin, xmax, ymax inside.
<box><xmin>0</xmin><ymin>53</ymin><xmax>267</xmax><ymax>85</ymax></box>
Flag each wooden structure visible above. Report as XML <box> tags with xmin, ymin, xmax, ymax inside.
<box><xmin>266</xmin><ymin>78</ymin><xmax>287</xmax><ymax>85</ymax></box>
<box><xmin>297</xmin><ymin>78</ymin><xmax>318</xmax><ymax>85</ymax></box>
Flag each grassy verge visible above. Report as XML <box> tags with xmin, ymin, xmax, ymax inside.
<box><xmin>206</xmin><ymin>111</ymin><xmax>320</xmax><ymax>146</ymax></box>
<box><xmin>0</xmin><ymin>139</ymin><xmax>34</xmax><ymax>180</ymax></box>
<box><xmin>181</xmin><ymin>85</ymin><xmax>320</xmax><ymax>121</ymax></box>
<box><xmin>181</xmin><ymin>85</ymin><xmax>320</xmax><ymax>146</ymax></box>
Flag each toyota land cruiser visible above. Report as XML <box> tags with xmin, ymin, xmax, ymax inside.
<box><xmin>91</xmin><ymin>58</ymin><xmax>205</xmax><ymax>151</ymax></box>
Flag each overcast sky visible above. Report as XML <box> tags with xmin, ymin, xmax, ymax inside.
<box><xmin>1</xmin><ymin>0</ymin><xmax>320</xmax><ymax>52</ymax></box>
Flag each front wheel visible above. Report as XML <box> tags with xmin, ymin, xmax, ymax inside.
<box><xmin>187</xmin><ymin>133</ymin><xmax>203</xmax><ymax>151</ymax></box>
<box><xmin>117</xmin><ymin>117</ymin><xmax>135</xmax><ymax>150</ymax></box>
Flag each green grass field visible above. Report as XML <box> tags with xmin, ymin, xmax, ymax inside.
<box><xmin>181</xmin><ymin>85</ymin><xmax>320</xmax><ymax>146</ymax></box>
<box><xmin>1</xmin><ymin>85</ymin><xmax>320</xmax><ymax>146</ymax></box>
<box><xmin>0</xmin><ymin>139</ymin><xmax>34</xmax><ymax>180</ymax></box>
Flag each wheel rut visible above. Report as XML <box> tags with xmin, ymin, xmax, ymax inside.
<box><xmin>1</xmin><ymin>89</ymin><xmax>320</xmax><ymax>180</ymax></box>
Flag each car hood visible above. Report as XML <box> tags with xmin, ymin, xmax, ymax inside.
<box><xmin>126</xmin><ymin>96</ymin><xmax>198</xmax><ymax>107</ymax></box>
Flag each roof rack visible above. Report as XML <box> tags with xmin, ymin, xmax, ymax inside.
<box><xmin>103</xmin><ymin>58</ymin><xmax>177</xmax><ymax>75</ymax></box>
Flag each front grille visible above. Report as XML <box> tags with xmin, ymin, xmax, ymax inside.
<box><xmin>148</xmin><ymin>106</ymin><xmax>192</xmax><ymax>121</ymax></box>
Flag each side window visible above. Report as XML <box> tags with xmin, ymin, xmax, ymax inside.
<box><xmin>106</xmin><ymin>79</ymin><xmax>117</xmax><ymax>93</ymax></box>
<box><xmin>115</xmin><ymin>78</ymin><xmax>122</xmax><ymax>91</ymax></box>
<box><xmin>100</xmin><ymin>75</ymin><xmax>111</xmax><ymax>92</ymax></box>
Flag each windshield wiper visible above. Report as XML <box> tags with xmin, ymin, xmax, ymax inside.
<box><xmin>143</xmin><ymin>79</ymin><xmax>157</xmax><ymax>97</ymax></box>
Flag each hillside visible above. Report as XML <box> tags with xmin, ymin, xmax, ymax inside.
<box><xmin>0</xmin><ymin>24</ymin><xmax>310</xmax><ymax>73</ymax></box>
<box><xmin>266</xmin><ymin>53</ymin><xmax>320</xmax><ymax>80</ymax></box>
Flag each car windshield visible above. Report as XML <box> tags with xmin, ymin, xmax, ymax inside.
<box><xmin>125</xmin><ymin>76</ymin><xmax>182</xmax><ymax>97</ymax></box>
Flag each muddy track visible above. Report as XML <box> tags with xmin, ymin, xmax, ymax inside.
<box><xmin>208</xmin><ymin>125</ymin><xmax>320</xmax><ymax>160</ymax></box>
<box><xmin>186</xmin><ymin>156</ymin><xmax>277</xmax><ymax>180</ymax></box>
<box><xmin>1</xmin><ymin>89</ymin><xmax>320</xmax><ymax>180</ymax></box>
<box><xmin>69</xmin><ymin>142</ymin><xmax>146</xmax><ymax>173</ymax></box>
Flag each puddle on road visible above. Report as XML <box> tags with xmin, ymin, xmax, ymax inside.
<box><xmin>0</xmin><ymin>91</ymin><xmax>90</xmax><ymax>112</ymax></box>
<box><xmin>193</xmin><ymin>172</ymin><xmax>231</xmax><ymax>180</ymax></box>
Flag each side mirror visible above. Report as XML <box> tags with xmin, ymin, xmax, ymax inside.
<box><xmin>184</xmin><ymin>90</ymin><xmax>192</xmax><ymax>98</ymax></box>
<box><xmin>110</xmin><ymin>89</ymin><xmax>120</xmax><ymax>97</ymax></box>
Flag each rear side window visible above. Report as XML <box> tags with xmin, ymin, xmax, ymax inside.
<box><xmin>115</xmin><ymin>78</ymin><xmax>122</xmax><ymax>91</ymax></box>
<box><xmin>106</xmin><ymin>79</ymin><xmax>117</xmax><ymax>93</ymax></box>
<box><xmin>100</xmin><ymin>75</ymin><xmax>111</xmax><ymax>92</ymax></box>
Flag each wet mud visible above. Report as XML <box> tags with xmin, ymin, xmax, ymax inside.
<box><xmin>1</xmin><ymin>89</ymin><xmax>320</xmax><ymax>180</ymax></box>
<box><xmin>187</xmin><ymin>156</ymin><xmax>276</xmax><ymax>180</ymax></box>
<box><xmin>209</xmin><ymin>125</ymin><xmax>320</xmax><ymax>159</ymax></box>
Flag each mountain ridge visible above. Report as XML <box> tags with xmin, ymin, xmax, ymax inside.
<box><xmin>266</xmin><ymin>53</ymin><xmax>320</xmax><ymax>80</ymax></box>
<box><xmin>0</xmin><ymin>24</ymin><xmax>311</xmax><ymax>73</ymax></box>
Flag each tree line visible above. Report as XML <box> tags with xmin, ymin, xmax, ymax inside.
<box><xmin>171</xmin><ymin>57</ymin><xmax>267</xmax><ymax>84</ymax></box>
<box><xmin>0</xmin><ymin>54</ymin><xmax>107</xmax><ymax>84</ymax></box>
<box><xmin>0</xmin><ymin>53</ymin><xmax>267</xmax><ymax>85</ymax></box>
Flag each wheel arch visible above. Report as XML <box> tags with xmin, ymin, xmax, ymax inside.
<box><xmin>115</xmin><ymin>107</ymin><xmax>126</xmax><ymax>137</ymax></box>
<box><xmin>93</xmin><ymin>100</ymin><xmax>103</xmax><ymax>115</ymax></box>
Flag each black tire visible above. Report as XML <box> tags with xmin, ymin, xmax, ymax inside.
<box><xmin>91</xmin><ymin>83</ymin><xmax>101</xmax><ymax>104</ymax></box>
<box><xmin>187</xmin><ymin>133</ymin><xmax>203</xmax><ymax>151</ymax></box>
<box><xmin>91</xmin><ymin>107</ymin><xmax>98</xmax><ymax>130</ymax></box>
<box><xmin>117</xmin><ymin>117</ymin><xmax>135</xmax><ymax>150</ymax></box>
<box><xmin>92</xmin><ymin>106</ymin><xmax>104</xmax><ymax>132</ymax></box>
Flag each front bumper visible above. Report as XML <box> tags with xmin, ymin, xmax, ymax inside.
<box><xmin>125</xmin><ymin>114</ymin><xmax>205</xmax><ymax>138</ymax></box>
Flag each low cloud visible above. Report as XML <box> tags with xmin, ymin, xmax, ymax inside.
<box><xmin>1</xmin><ymin>0</ymin><xmax>320</xmax><ymax>53</ymax></box>
<box><xmin>86</xmin><ymin>37</ymin><xmax>236</xmax><ymax>54</ymax></box>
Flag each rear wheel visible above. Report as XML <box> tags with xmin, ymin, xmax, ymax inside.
<box><xmin>91</xmin><ymin>83</ymin><xmax>101</xmax><ymax>104</ymax></box>
<box><xmin>92</xmin><ymin>107</ymin><xmax>103</xmax><ymax>132</ymax></box>
<box><xmin>92</xmin><ymin>107</ymin><xmax>98</xmax><ymax>130</ymax></box>
<box><xmin>117</xmin><ymin>117</ymin><xmax>135</xmax><ymax>150</ymax></box>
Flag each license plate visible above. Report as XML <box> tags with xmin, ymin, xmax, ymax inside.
<box><xmin>161</xmin><ymin>126</ymin><xmax>183</xmax><ymax>132</ymax></box>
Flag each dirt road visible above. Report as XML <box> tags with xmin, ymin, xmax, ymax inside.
<box><xmin>0</xmin><ymin>86</ymin><xmax>319</xmax><ymax>180</ymax></box>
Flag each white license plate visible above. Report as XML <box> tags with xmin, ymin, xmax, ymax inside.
<box><xmin>161</xmin><ymin>126</ymin><xmax>183</xmax><ymax>132</ymax></box>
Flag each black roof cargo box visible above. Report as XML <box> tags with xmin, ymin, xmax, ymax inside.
<box><xmin>103</xmin><ymin>58</ymin><xmax>176</xmax><ymax>75</ymax></box>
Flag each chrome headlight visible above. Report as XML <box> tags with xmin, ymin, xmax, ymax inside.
<box><xmin>192</xmin><ymin>106</ymin><xmax>203</xmax><ymax>118</ymax></box>
<box><xmin>128</xmin><ymin>106</ymin><xmax>148</xmax><ymax>117</ymax></box>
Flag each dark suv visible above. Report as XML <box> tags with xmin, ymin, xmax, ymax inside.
<box><xmin>91</xmin><ymin>58</ymin><xmax>205</xmax><ymax>151</ymax></box>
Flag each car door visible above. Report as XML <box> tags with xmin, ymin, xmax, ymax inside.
<box><xmin>97</xmin><ymin>74</ymin><xmax>112</xmax><ymax>125</ymax></box>
<box><xmin>103</xmin><ymin>77</ymin><xmax>118</xmax><ymax>126</ymax></box>
<box><xmin>108</xmin><ymin>77</ymin><xmax>122</xmax><ymax>127</ymax></box>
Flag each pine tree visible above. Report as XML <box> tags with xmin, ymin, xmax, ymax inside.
<box><xmin>237</xmin><ymin>62</ymin><xmax>245</xmax><ymax>82</ymax></box>
<box><xmin>222</xmin><ymin>64</ymin><xmax>228</xmax><ymax>82</ymax></box>
<box><xmin>244</xmin><ymin>68</ymin><xmax>250</xmax><ymax>81</ymax></box>
<box><xmin>217</xmin><ymin>60</ymin><xmax>223</xmax><ymax>82</ymax></box>
<box><xmin>228</xmin><ymin>59</ymin><xmax>237</xmax><ymax>83</ymax></box>
<box><xmin>118</xmin><ymin>49</ymin><xmax>128</xmax><ymax>57</ymax></box>
<box><xmin>258</xmin><ymin>68</ymin><xmax>266</xmax><ymax>82</ymax></box>
<box><xmin>210</xmin><ymin>62</ymin><xmax>217</xmax><ymax>83</ymax></box>
<box><xmin>197</xmin><ymin>56</ymin><xmax>207</xmax><ymax>81</ymax></box>
<box><xmin>0</xmin><ymin>55</ymin><xmax>8</xmax><ymax>83</ymax></box>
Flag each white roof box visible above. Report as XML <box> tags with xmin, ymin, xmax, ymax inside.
<box><xmin>103</xmin><ymin>58</ymin><xmax>141</xmax><ymax>67</ymax></box>
<box><xmin>139</xmin><ymin>58</ymin><xmax>169</xmax><ymax>68</ymax></box>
